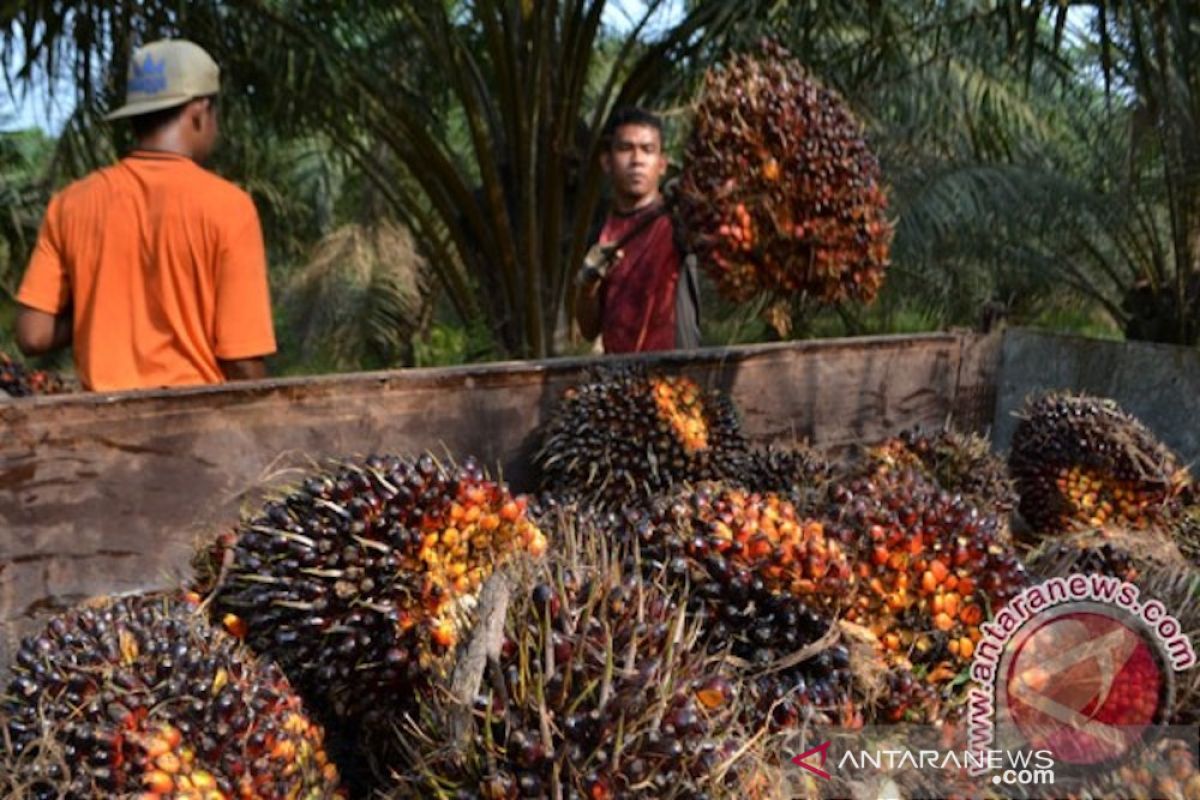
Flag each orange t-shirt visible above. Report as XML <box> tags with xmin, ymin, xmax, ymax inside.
<box><xmin>16</xmin><ymin>150</ymin><xmax>276</xmax><ymax>391</ymax></box>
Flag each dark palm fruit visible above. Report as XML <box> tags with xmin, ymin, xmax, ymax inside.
<box><xmin>864</xmin><ymin>427</ymin><xmax>1017</xmax><ymax>517</ymax></box>
<box><xmin>383</xmin><ymin>532</ymin><xmax>751</xmax><ymax>799</ymax></box>
<box><xmin>0</xmin><ymin>351</ymin><xmax>68</xmax><ymax>397</ymax></box>
<box><xmin>677</xmin><ymin>41</ymin><xmax>892</xmax><ymax>309</ymax></box>
<box><xmin>534</xmin><ymin>365</ymin><xmax>750</xmax><ymax>510</ymax></box>
<box><xmin>824</xmin><ymin>468</ymin><xmax>1028</xmax><ymax>700</ymax></box>
<box><xmin>204</xmin><ymin>453</ymin><xmax>547</xmax><ymax>720</ymax></box>
<box><xmin>0</xmin><ymin>593</ymin><xmax>341</xmax><ymax>799</ymax></box>
<box><xmin>1009</xmin><ymin>393</ymin><xmax>1190</xmax><ymax>534</ymax></box>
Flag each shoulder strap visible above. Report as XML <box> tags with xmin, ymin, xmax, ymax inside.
<box><xmin>669</xmin><ymin>212</ymin><xmax>702</xmax><ymax>349</ymax></box>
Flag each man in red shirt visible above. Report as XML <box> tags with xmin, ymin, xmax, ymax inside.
<box><xmin>575</xmin><ymin>107</ymin><xmax>699</xmax><ymax>353</ymax></box>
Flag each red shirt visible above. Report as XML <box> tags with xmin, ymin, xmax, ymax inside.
<box><xmin>598</xmin><ymin>204</ymin><xmax>680</xmax><ymax>353</ymax></box>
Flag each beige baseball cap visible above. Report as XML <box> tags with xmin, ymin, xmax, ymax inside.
<box><xmin>104</xmin><ymin>39</ymin><xmax>220</xmax><ymax>121</ymax></box>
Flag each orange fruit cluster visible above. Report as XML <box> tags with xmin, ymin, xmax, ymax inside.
<box><xmin>1055</xmin><ymin>464</ymin><xmax>1169</xmax><ymax>529</ymax></box>
<box><xmin>700</xmin><ymin>488</ymin><xmax>851</xmax><ymax>601</ymax></box>
<box><xmin>408</xmin><ymin>485</ymin><xmax>545</xmax><ymax>657</ymax></box>
<box><xmin>651</xmin><ymin>376</ymin><xmax>711</xmax><ymax>453</ymax></box>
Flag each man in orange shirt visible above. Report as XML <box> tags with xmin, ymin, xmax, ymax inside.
<box><xmin>15</xmin><ymin>39</ymin><xmax>276</xmax><ymax>391</ymax></box>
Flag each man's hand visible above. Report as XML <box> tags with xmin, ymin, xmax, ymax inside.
<box><xmin>219</xmin><ymin>357</ymin><xmax>268</xmax><ymax>382</ymax></box>
<box><xmin>580</xmin><ymin>242</ymin><xmax>622</xmax><ymax>285</ymax></box>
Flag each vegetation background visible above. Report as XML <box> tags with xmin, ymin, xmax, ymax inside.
<box><xmin>1</xmin><ymin>1</ymin><xmax>1194</xmax><ymax>378</ymax></box>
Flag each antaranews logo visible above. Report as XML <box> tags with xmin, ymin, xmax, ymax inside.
<box><xmin>968</xmin><ymin>573</ymin><xmax>1197</xmax><ymax>777</ymax></box>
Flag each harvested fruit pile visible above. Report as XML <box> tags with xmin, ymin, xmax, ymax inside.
<box><xmin>203</xmin><ymin>454</ymin><xmax>546</xmax><ymax>721</ymax></box>
<box><xmin>0</xmin><ymin>351</ymin><xmax>67</xmax><ymax>397</ymax></box>
<box><xmin>10</xmin><ymin>374</ymin><xmax>1200</xmax><ymax>800</ymax></box>
<box><xmin>0</xmin><ymin>594</ymin><xmax>341</xmax><ymax>799</ymax></box>
<box><xmin>1010</xmin><ymin>393</ymin><xmax>1191</xmax><ymax>533</ymax></box>
<box><xmin>677</xmin><ymin>42</ymin><xmax>893</xmax><ymax>308</ymax></box>
<box><xmin>534</xmin><ymin>365</ymin><xmax>749</xmax><ymax>509</ymax></box>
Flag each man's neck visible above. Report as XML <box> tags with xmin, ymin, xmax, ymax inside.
<box><xmin>134</xmin><ymin>132</ymin><xmax>195</xmax><ymax>161</ymax></box>
<box><xmin>612</xmin><ymin>190</ymin><xmax>662</xmax><ymax>215</ymax></box>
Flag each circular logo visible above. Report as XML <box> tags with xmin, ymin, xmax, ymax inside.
<box><xmin>1000</xmin><ymin>603</ymin><xmax>1170</xmax><ymax>766</ymax></box>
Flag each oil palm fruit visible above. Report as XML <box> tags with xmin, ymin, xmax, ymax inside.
<box><xmin>677</xmin><ymin>41</ymin><xmax>892</xmax><ymax>308</ymax></box>
<box><xmin>824</xmin><ymin>469</ymin><xmax>1028</xmax><ymax>686</ymax></box>
<box><xmin>385</xmin><ymin>526</ymin><xmax>753</xmax><ymax>799</ymax></box>
<box><xmin>621</xmin><ymin>485</ymin><xmax>859</xmax><ymax>729</ymax></box>
<box><xmin>0</xmin><ymin>351</ymin><xmax>66</xmax><ymax>397</ymax></box>
<box><xmin>204</xmin><ymin>453</ymin><xmax>547</xmax><ymax>720</ymax></box>
<box><xmin>0</xmin><ymin>593</ymin><xmax>342</xmax><ymax>800</ymax></box>
<box><xmin>1009</xmin><ymin>393</ymin><xmax>1190</xmax><ymax>534</ymax></box>
<box><xmin>534</xmin><ymin>366</ymin><xmax>749</xmax><ymax>510</ymax></box>
<box><xmin>865</xmin><ymin>427</ymin><xmax>1016</xmax><ymax>518</ymax></box>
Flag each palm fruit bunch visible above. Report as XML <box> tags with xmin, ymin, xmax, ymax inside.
<box><xmin>0</xmin><ymin>593</ymin><xmax>341</xmax><ymax>800</ymax></box>
<box><xmin>0</xmin><ymin>351</ymin><xmax>67</xmax><ymax>397</ymax></box>
<box><xmin>621</xmin><ymin>485</ymin><xmax>859</xmax><ymax>729</ymax></box>
<box><xmin>824</xmin><ymin>469</ymin><xmax>1028</xmax><ymax>684</ymax></box>
<box><xmin>204</xmin><ymin>453</ymin><xmax>547</xmax><ymax>721</ymax></box>
<box><xmin>1009</xmin><ymin>393</ymin><xmax>1191</xmax><ymax>534</ymax></box>
<box><xmin>534</xmin><ymin>365</ymin><xmax>749</xmax><ymax>510</ymax></box>
<box><xmin>863</xmin><ymin>427</ymin><xmax>1017</xmax><ymax>518</ymax></box>
<box><xmin>385</xmin><ymin>528</ymin><xmax>755</xmax><ymax>800</ymax></box>
<box><xmin>739</xmin><ymin>443</ymin><xmax>835</xmax><ymax>511</ymax></box>
<box><xmin>676</xmin><ymin>40</ymin><xmax>892</xmax><ymax>307</ymax></box>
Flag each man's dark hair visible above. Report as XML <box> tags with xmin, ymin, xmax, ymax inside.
<box><xmin>129</xmin><ymin>95</ymin><xmax>216</xmax><ymax>139</ymax></box>
<box><xmin>603</xmin><ymin>106</ymin><xmax>663</xmax><ymax>150</ymax></box>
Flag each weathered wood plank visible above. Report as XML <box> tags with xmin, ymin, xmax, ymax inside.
<box><xmin>0</xmin><ymin>333</ymin><xmax>987</xmax><ymax>671</ymax></box>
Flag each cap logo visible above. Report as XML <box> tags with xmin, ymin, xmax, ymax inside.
<box><xmin>128</xmin><ymin>54</ymin><xmax>168</xmax><ymax>95</ymax></box>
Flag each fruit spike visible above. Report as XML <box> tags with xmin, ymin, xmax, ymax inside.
<box><xmin>864</xmin><ymin>427</ymin><xmax>1017</xmax><ymax>518</ymax></box>
<box><xmin>677</xmin><ymin>41</ymin><xmax>893</xmax><ymax>308</ymax></box>
<box><xmin>533</xmin><ymin>365</ymin><xmax>750</xmax><ymax>510</ymax></box>
<box><xmin>383</xmin><ymin>524</ymin><xmax>755</xmax><ymax>799</ymax></box>
<box><xmin>204</xmin><ymin>453</ymin><xmax>547</xmax><ymax>721</ymax></box>
<box><xmin>1009</xmin><ymin>393</ymin><xmax>1190</xmax><ymax>535</ymax></box>
<box><xmin>0</xmin><ymin>593</ymin><xmax>342</xmax><ymax>800</ymax></box>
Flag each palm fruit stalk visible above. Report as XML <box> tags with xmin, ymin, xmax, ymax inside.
<box><xmin>863</xmin><ymin>427</ymin><xmax>1017</xmax><ymax>519</ymax></box>
<box><xmin>0</xmin><ymin>593</ymin><xmax>342</xmax><ymax>800</ymax></box>
<box><xmin>534</xmin><ymin>365</ymin><xmax>749</xmax><ymax>510</ymax></box>
<box><xmin>677</xmin><ymin>41</ymin><xmax>892</xmax><ymax>317</ymax></box>
<box><xmin>1009</xmin><ymin>393</ymin><xmax>1191</xmax><ymax>535</ymax></box>
<box><xmin>0</xmin><ymin>351</ymin><xmax>67</xmax><ymax>397</ymax></box>
<box><xmin>203</xmin><ymin>453</ymin><xmax>547</xmax><ymax>722</ymax></box>
<box><xmin>823</xmin><ymin>468</ymin><xmax>1028</xmax><ymax>697</ymax></box>
<box><xmin>621</xmin><ymin>485</ymin><xmax>859</xmax><ymax>730</ymax></box>
<box><xmin>384</xmin><ymin>521</ymin><xmax>757</xmax><ymax>800</ymax></box>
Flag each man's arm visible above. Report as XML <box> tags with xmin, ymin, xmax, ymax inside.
<box><xmin>575</xmin><ymin>243</ymin><xmax>622</xmax><ymax>341</ymax></box>
<box><xmin>575</xmin><ymin>274</ymin><xmax>604</xmax><ymax>340</ymax></box>
<box><xmin>15</xmin><ymin>306</ymin><xmax>71</xmax><ymax>357</ymax></box>
<box><xmin>219</xmin><ymin>357</ymin><xmax>268</xmax><ymax>382</ymax></box>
